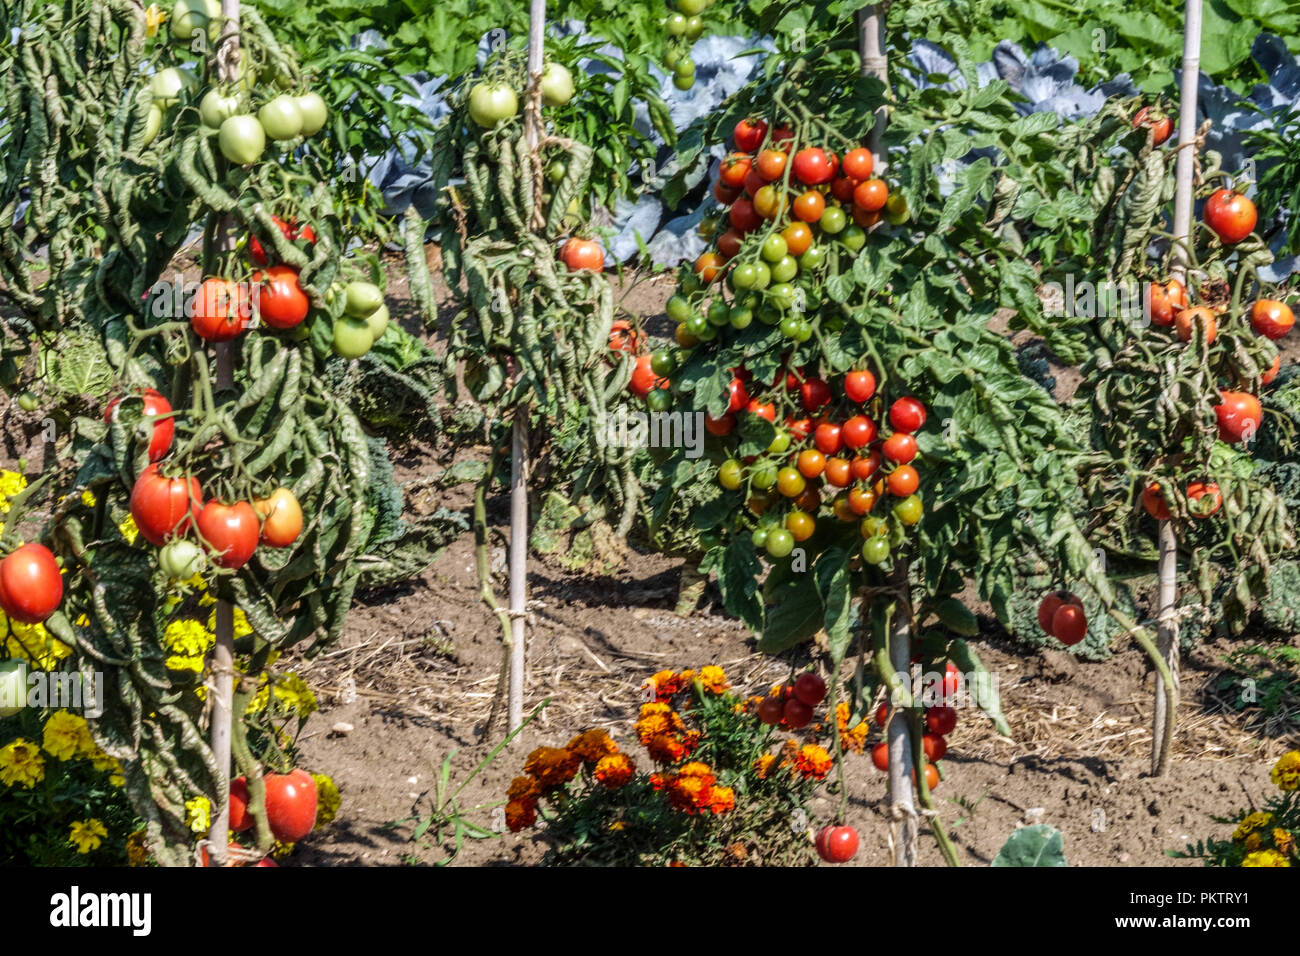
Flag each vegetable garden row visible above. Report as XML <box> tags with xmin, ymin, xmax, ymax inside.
<box><xmin>0</xmin><ymin>0</ymin><xmax>1297</xmax><ymax>868</ymax></box>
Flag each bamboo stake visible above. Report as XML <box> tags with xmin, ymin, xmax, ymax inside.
<box><xmin>858</xmin><ymin>6</ymin><xmax>887</xmax><ymax>166</ymax></box>
<box><xmin>207</xmin><ymin>0</ymin><xmax>241</xmax><ymax>865</ymax></box>
<box><xmin>1152</xmin><ymin>0</ymin><xmax>1201</xmax><ymax>776</ymax></box>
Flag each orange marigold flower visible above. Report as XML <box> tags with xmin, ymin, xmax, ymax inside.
<box><xmin>635</xmin><ymin>702</ymin><xmax>685</xmax><ymax>743</ymax></box>
<box><xmin>835</xmin><ymin>701</ymin><xmax>870</xmax><ymax>752</ymax></box>
<box><xmin>593</xmin><ymin>753</ymin><xmax>636</xmax><ymax>789</ymax></box>
<box><xmin>646</xmin><ymin>733</ymin><xmax>688</xmax><ymax>764</ymax></box>
<box><xmin>779</xmin><ymin>738</ymin><xmax>800</xmax><ymax>767</ymax></box>
<box><xmin>696</xmin><ymin>665</ymin><xmax>729</xmax><ymax>694</ymax></box>
<box><xmin>793</xmin><ymin>744</ymin><xmax>833</xmax><ymax>780</ymax></box>
<box><xmin>506</xmin><ymin>776</ymin><xmax>540</xmax><ymax>802</ymax></box>
<box><xmin>708</xmin><ymin>785</ymin><xmax>735</xmax><ymax>814</ymax></box>
<box><xmin>649</xmin><ymin>772</ymin><xmax>666</xmax><ymax>791</ymax></box>
<box><xmin>567</xmin><ymin>729</ymin><xmax>619</xmax><ymax>766</ymax></box>
<box><xmin>677</xmin><ymin>761</ymin><xmax>715</xmax><ymax>782</ymax></box>
<box><xmin>1274</xmin><ymin>828</ymin><xmax>1295</xmax><ymax>855</ymax></box>
<box><xmin>505</xmin><ymin>798</ymin><xmax>538</xmax><ymax>832</ymax></box>
<box><xmin>666</xmin><ymin>774</ymin><xmax>712</xmax><ymax>814</ymax></box>
<box><xmin>681</xmin><ymin>729</ymin><xmax>702</xmax><ymax>757</ymax></box>
<box><xmin>523</xmin><ymin>746</ymin><xmax>581</xmax><ymax>789</ymax></box>
<box><xmin>754</xmin><ymin>753</ymin><xmax>777</xmax><ymax>779</ymax></box>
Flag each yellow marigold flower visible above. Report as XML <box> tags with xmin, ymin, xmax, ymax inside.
<box><xmin>246</xmin><ymin>671</ymin><xmax>318</xmax><ymax>718</ymax></box>
<box><xmin>0</xmin><ymin>737</ymin><xmax>45</xmax><ymax>787</ymax></box>
<box><xmin>68</xmin><ymin>818</ymin><xmax>108</xmax><ymax>854</ymax></box>
<box><xmin>118</xmin><ymin>513</ymin><xmax>139</xmax><ymax>544</ymax></box>
<box><xmin>272</xmin><ymin>839</ymin><xmax>294</xmax><ymax>859</ymax></box>
<box><xmin>793</xmin><ymin>743</ymin><xmax>833</xmax><ymax>780</ymax></box>
<box><xmin>593</xmin><ymin>753</ymin><xmax>635</xmax><ymax>789</ymax></box>
<box><xmin>609</xmin><ymin>820</ymin><xmax>626</xmax><ymax>831</ymax></box>
<box><xmin>6</xmin><ymin>620</ymin><xmax>71</xmax><ymax>671</ymax></box>
<box><xmin>1270</xmin><ymin>751</ymin><xmax>1300</xmax><ymax>792</ymax></box>
<box><xmin>126</xmin><ymin>829</ymin><xmax>150</xmax><ymax>866</ymax></box>
<box><xmin>523</xmin><ymin>746</ymin><xmax>580</xmax><ymax>790</ymax></box>
<box><xmin>41</xmin><ymin>710</ymin><xmax>94</xmax><ymax>761</ymax></box>
<box><xmin>185</xmin><ymin>796</ymin><xmax>211</xmax><ymax>834</ymax></box>
<box><xmin>145</xmin><ymin>4</ymin><xmax>167</xmax><ymax>37</ymax></box>
<box><xmin>566</xmin><ymin>729</ymin><xmax>618</xmax><ymax>766</ymax></box>
<box><xmin>1241</xmin><ymin>849</ymin><xmax>1291</xmax><ymax>867</ymax></box>
<box><xmin>162</xmin><ymin>619</ymin><xmax>211</xmax><ymax>656</ymax></box>
<box><xmin>507</xmin><ymin>776</ymin><xmax>540</xmax><ymax>801</ymax></box>
<box><xmin>1244</xmin><ymin>832</ymin><xmax>1263</xmax><ymax>851</ymax></box>
<box><xmin>1272</xmin><ymin>828</ymin><xmax>1294</xmax><ymax>855</ymax></box>
<box><xmin>165</xmin><ymin>654</ymin><xmax>206</xmax><ymax>673</ymax></box>
<box><xmin>634</xmin><ymin>701</ymin><xmax>684</xmax><ymax>743</ymax></box>
<box><xmin>312</xmin><ymin>773</ymin><xmax>341</xmax><ymax>826</ymax></box>
<box><xmin>835</xmin><ymin>701</ymin><xmax>870</xmax><ymax>753</ymax></box>
<box><xmin>665</xmin><ymin>773</ymin><xmax>711</xmax><ymax>814</ymax></box>
<box><xmin>0</xmin><ymin>470</ymin><xmax>27</xmax><ymax>511</ymax></box>
<box><xmin>207</xmin><ymin>606</ymin><xmax>253</xmax><ymax>640</ymax></box>
<box><xmin>677</xmin><ymin>761</ymin><xmax>715</xmax><ymax>783</ymax></box>
<box><xmin>696</xmin><ymin>665</ymin><xmax>729</xmax><ymax>694</ymax></box>
<box><xmin>1233</xmin><ymin>811</ymin><xmax>1274</xmax><ymax>842</ymax></box>
<box><xmin>80</xmin><ymin>490</ymin><xmax>96</xmax><ymax>507</ymax></box>
<box><xmin>754</xmin><ymin>753</ymin><xmax>777</xmax><ymax>779</ymax></box>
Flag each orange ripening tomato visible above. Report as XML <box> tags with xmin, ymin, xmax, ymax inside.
<box><xmin>693</xmin><ymin>251</ymin><xmax>725</xmax><ymax>284</ymax></box>
<box><xmin>853</xmin><ymin>179</ymin><xmax>888</xmax><ymax>212</ymax></box>
<box><xmin>823</xmin><ymin>457</ymin><xmax>852</xmax><ymax>488</ymax></box>
<box><xmin>797</xmin><ymin>449</ymin><xmax>826</xmax><ymax>479</ymax></box>
<box><xmin>254</xmin><ymin>487</ymin><xmax>304</xmax><ymax>547</ymax></box>
<box><xmin>756</xmin><ymin>148</ymin><xmax>787</xmax><ymax>182</ymax></box>
<box><xmin>1250</xmin><ymin>299</ymin><xmax>1295</xmax><ymax>340</ymax></box>
<box><xmin>792</xmin><ymin>190</ymin><xmax>825</xmax><ymax>223</ymax></box>
<box><xmin>1174</xmin><ymin>306</ymin><xmax>1217</xmax><ymax>344</ymax></box>
<box><xmin>720</xmin><ymin>153</ymin><xmax>752</xmax><ymax>189</ymax></box>
<box><xmin>1142</xmin><ymin>483</ymin><xmax>1171</xmax><ymax>521</ymax></box>
<box><xmin>1186</xmin><ymin>481</ymin><xmax>1222</xmax><ymax>519</ymax></box>
<box><xmin>561</xmin><ymin>238</ymin><xmax>604</xmax><ymax>271</ymax></box>
<box><xmin>885</xmin><ymin>465</ymin><xmax>919</xmax><ymax>497</ymax></box>
<box><xmin>781</xmin><ymin>222</ymin><xmax>813</xmax><ymax>257</ymax></box>
<box><xmin>1261</xmin><ymin>354</ymin><xmax>1282</xmax><ymax>385</ymax></box>
<box><xmin>190</xmin><ymin>278</ymin><xmax>251</xmax><ymax>342</ymax></box>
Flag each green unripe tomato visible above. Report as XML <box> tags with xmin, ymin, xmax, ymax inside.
<box><xmin>650</xmin><ymin>349</ymin><xmax>677</xmax><ymax>377</ymax></box>
<box><xmin>707</xmin><ymin>300</ymin><xmax>730</xmax><ymax>327</ymax></box>
<box><xmin>793</xmin><ymin>318</ymin><xmax>813</xmax><ymax>343</ymax></box>
<box><xmin>258</xmin><ymin>94</ymin><xmax>304</xmax><ymax>140</ymax></box>
<box><xmin>819</xmin><ymin>205</ymin><xmax>847</xmax><ymax>234</ymax></box>
<box><xmin>729</xmin><ymin>305</ymin><xmax>754</xmax><ymax>329</ymax></box>
<box><xmin>693</xmin><ymin>322</ymin><xmax>718</xmax><ymax>342</ymax></box>
<box><xmin>294</xmin><ymin>91</ymin><xmax>329</xmax><ymax>136</ymax></box>
<box><xmin>684</xmin><ymin>312</ymin><xmax>710</xmax><ymax>338</ymax></box>
<box><xmin>199</xmin><ymin>89</ymin><xmax>243</xmax><ymax>128</ymax></box>
<box><xmin>159</xmin><ymin>539</ymin><xmax>205</xmax><ymax>579</ymax></box>
<box><xmin>770</xmin><ymin>254</ymin><xmax>798</xmax><ymax>283</ymax></box>
<box><xmin>884</xmin><ymin>192</ymin><xmax>910</xmax><ymax>225</ymax></box>
<box><xmin>699</xmin><ymin>529</ymin><xmax>724</xmax><ymax>551</ymax></box>
<box><xmin>768</xmin><ymin>282</ymin><xmax>796</xmax><ymax>310</ymax></box>
<box><xmin>679</xmin><ymin>274</ymin><xmax>702</xmax><ymax>295</ymax></box>
<box><xmin>764</xmin><ymin>528</ymin><xmax>795</xmax><ymax>558</ymax></box>
<box><xmin>718</xmin><ymin>459</ymin><xmax>744</xmax><ymax>490</ymax></box>
<box><xmin>142</xmin><ymin>104</ymin><xmax>164</xmax><ymax>145</ymax></box>
<box><xmin>672</xmin><ymin>72</ymin><xmax>695</xmax><ymax>91</ymax></box>
<box><xmin>365</xmin><ymin>303</ymin><xmax>390</xmax><ymax>341</ymax></box>
<box><xmin>798</xmin><ymin>245</ymin><xmax>826</xmax><ymax>270</ymax></box>
<box><xmin>17</xmin><ymin>391</ymin><xmax>39</xmax><ymax>412</ymax></box>
<box><xmin>217</xmin><ymin>114</ymin><xmax>265</xmax><ymax>164</ymax></box>
<box><xmin>647</xmin><ymin>388</ymin><xmax>673</xmax><ymax>413</ymax></box>
<box><xmin>468</xmin><ymin>82</ymin><xmax>518</xmax><ymax>127</ymax></box>
<box><xmin>752</xmin><ymin>261</ymin><xmax>771</xmax><ymax>289</ymax></box>
<box><xmin>779</xmin><ymin>315</ymin><xmax>801</xmax><ymax>339</ymax></box>
<box><xmin>169</xmin><ymin>0</ymin><xmax>220</xmax><ymax>41</ymax></box>
<box><xmin>757</xmin><ymin>304</ymin><xmax>782</xmax><ymax>326</ymax></box>
<box><xmin>678</xmin><ymin>0</ymin><xmax>708</xmax><ymax>13</ymax></box>
<box><xmin>730</xmin><ymin>263</ymin><xmax>760</xmax><ymax>290</ymax></box>
<box><xmin>664</xmin><ymin>47</ymin><xmax>683</xmax><ymax>70</ymax></box>
<box><xmin>893</xmin><ymin>494</ymin><xmax>923</xmax><ymax>526</ymax></box>
<box><xmin>545</xmin><ymin>160</ymin><xmax>567</xmax><ymax>184</ymax></box>
<box><xmin>666</xmin><ymin>13</ymin><xmax>689</xmax><ymax>35</ymax></box>
<box><xmin>684</xmin><ymin>16</ymin><xmax>704</xmax><ymax>39</ymax></box>
<box><xmin>839</xmin><ymin>224</ymin><xmax>866</xmax><ymax>252</ymax></box>
<box><xmin>666</xmin><ymin>294</ymin><xmax>693</xmax><ymax>323</ymax></box>
<box><xmin>750</xmin><ymin>463</ymin><xmax>778</xmax><ymax>489</ymax></box>
<box><xmin>760</xmin><ymin>234</ymin><xmax>788</xmax><ymax>263</ymax></box>
<box><xmin>860</xmin><ymin>516</ymin><xmax>887</xmax><ymax>538</ymax></box>
<box><xmin>344</xmin><ymin>281</ymin><xmax>384</xmax><ymax>318</ymax></box>
<box><xmin>333</xmin><ymin>317</ymin><xmax>374</xmax><ymax>358</ymax></box>
<box><xmin>674</xmin><ymin>56</ymin><xmax>696</xmax><ymax>78</ymax></box>
<box><xmin>540</xmin><ymin>62</ymin><xmax>575</xmax><ymax>107</ymax></box>
<box><xmin>149</xmin><ymin>66</ymin><xmax>197</xmax><ymax>106</ymax></box>
<box><xmin>767</xmin><ymin>430</ymin><xmax>791</xmax><ymax>454</ymax></box>
<box><xmin>861</xmin><ymin>537</ymin><xmax>890</xmax><ymax>565</ymax></box>
<box><xmin>750</xmin><ymin>526</ymin><xmax>769</xmax><ymax>548</ymax></box>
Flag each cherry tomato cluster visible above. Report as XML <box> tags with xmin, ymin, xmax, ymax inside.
<box><xmin>868</xmin><ymin>665</ymin><xmax>960</xmax><ymax>791</ymax></box>
<box><xmin>662</xmin><ymin>0</ymin><xmax>715</xmax><ymax>90</ymax></box>
<box><xmin>754</xmin><ymin>670</ymin><xmax>827</xmax><ymax>729</ymax></box>
<box><xmin>1035</xmin><ymin>590</ymin><xmax>1088</xmax><ymax>646</ymax></box>
<box><xmin>698</xmin><ymin>365</ymin><xmax>927</xmax><ymax>568</ymax></box>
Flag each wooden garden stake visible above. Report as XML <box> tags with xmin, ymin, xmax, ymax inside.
<box><xmin>1152</xmin><ymin>0</ymin><xmax>1202</xmax><ymax>777</ymax></box>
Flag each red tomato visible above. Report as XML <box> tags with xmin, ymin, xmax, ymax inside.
<box><xmin>871</xmin><ymin>741</ymin><xmax>889</xmax><ymax>771</ymax></box>
<box><xmin>729</xmin><ymin>198</ymin><xmax>761</xmax><ymax>233</ymax></box>
<box><xmin>190</xmin><ymin>278</ymin><xmax>251</xmax><ymax>342</ymax></box>
<box><xmin>561</xmin><ymin>238</ymin><xmax>604</xmax><ymax>271</ymax></box>
<box><xmin>630</xmin><ymin>354</ymin><xmax>666</xmax><ymax>399</ymax></box>
<box><xmin>1214</xmin><ymin>390</ymin><xmax>1263</xmax><ymax>443</ymax></box>
<box><xmin>264</xmin><ymin>768</ymin><xmax>318</xmax><ymax>842</ymax></box>
<box><xmin>786</xmin><ymin>417</ymin><xmax>812</xmax><ymax>439</ymax></box>
<box><xmin>874</xmin><ymin>702</ymin><xmax>889</xmax><ymax>727</ymax></box>
<box><xmin>1186</xmin><ymin>481</ymin><xmax>1222</xmax><ymax>519</ymax></box>
<box><xmin>742</xmin><ymin>166</ymin><xmax>767</xmax><ymax>198</ymax></box>
<box><xmin>886</xmin><ymin>465</ymin><xmax>919</xmax><ymax>497</ymax></box>
<box><xmin>197</xmin><ymin>500</ymin><xmax>260</xmax><ymax>570</ymax></box>
<box><xmin>756</xmin><ymin>148</ymin><xmax>787</xmax><ymax>182</ymax></box>
<box><xmin>793</xmin><ymin>672</ymin><xmax>827</xmax><ymax>706</ymax></box>
<box><xmin>816</xmin><ymin>825</ymin><xmax>859</xmax><ymax>863</ymax></box>
<box><xmin>1052</xmin><ymin>604</ymin><xmax>1088</xmax><ymax>646</ymax></box>
<box><xmin>716</xmin><ymin>228</ymin><xmax>743</xmax><ymax>259</ymax></box>
<box><xmin>1203</xmin><ymin>189</ymin><xmax>1257</xmax><ymax>244</ymax></box>
<box><xmin>791</xmin><ymin>147</ymin><xmax>834</xmax><ymax>185</ymax></box>
<box><xmin>941</xmin><ymin>661</ymin><xmax>961</xmax><ymax>700</ymax></box>
<box><xmin>746</xmin><ymin>400</ymin><xmax>776</xmax><ymax>422</ymax></box>
<box><xmin>925</xmin><ymin>705</ymin><xmax>957</xmax><ymax>735</ymax></box>
<box><xmin>756</xmin><ymin>696</ymin><xmax>784</xmax><ymax>725</ymax></box>
<box><xmin>230</xmin><ymin>776</ymin><xmax>252</xmax><ymax>832</ymax></box>
<box><xmin>881</xmin><ymin>432</ymin><xmax>917</xmax><ymax>464</ymax></box>
<box><xmin>844</xmin><ymin>369</ymin><xmax>876</xmax><ymax>403</ymax></box>
<box><xmin>841</xmin><ymin>148</ymin><xmax>873</xmax><ymax>180</ymax></box>
<box><xmin>733</xmin><ymin>117</ymin><xmax>768</xmax><ymax>153</ymax></box>
<box><xmin>130</xmin><ymin>464</ymin><xmax>203</xmax><ymax>547</ymax></box>
<box><xmin>0</xmin><ymin>543</ymin><xmax>63</xmax><ymax>624</ymax></box>
<box><xmin>252</xmin><ymin>265</ymin><xmax>310</xmax><ymax>329</ymax></box>
<box><xmin>713</xmin><ymin>179</ymin><xmax>740</xmax><ymax>204</ymax></box>
<box><xmin>1133</xmin><ymin>106</ymin><xmax>1173</xmax><ymax>146</ymax></box>
<box><xmin>888</xmin><ymin>397</ymin><xmax>927</xmax><ymax>433</ymax></box>
<box><xmin>841</xmin><ymin>415</ymin><xmax>876</xmax><ymax>450</ymax></box>
<box><xmin>105</xmin><ymin>388</ymin><xmax>174</xmax><ymax>462</ymax></box>
<box><xmin>1037</xmin><ymin>591</ymin><xmax>1082</xmax><ymax>636</ymax></box>
<box><xmin>1174</xmin><ymin>307</ymin><xmax>1217</xmax><ymax>344</ymax></box>
<box><xmin>814</xmin><ymin>422</ymin><xmax>843</xmax><ymax>455</ymax></box>
<box><xmin>800</xmin><ymin>378</ymin><xmax>832</xmax><ymax>412</ymax></box>
<box><xmin>607</xmin><ymin>319</ymin><xmax>641</xmax><ymax>353</ymax></box>
<box><xmin>830</xmin><ymin>176</ymin><xmax>859</xmax><ymax>203</ymax></box>
<box><xmin>248</xmin><ymin>215</ymin><xmax>316</xmax><ymax>266</ymax></box>
<box><xmin>720</xmin><ymin>153</ymin><xmax>752</xmax><ymax>189</ymax></box>
<box><xmin>1142</xmin><ymin>483</ymin><xmax>1171</xmax><ymax>520</ymax></box>
<box><xmin>851</xmin><ymin>451</ymin><xmax>882</xmax><ymax>482</ymax></box>
<box><xmin>783</xmin><ymin>697</ymin><xmax>813</xmax><ymax>728</ymax></box>
<box><xmin>823</xmin><ymin>457</ymin><xmax>852</xmax><ymax>487</ymax></box>
<box><xmin>1250</xmin><ymin>300</ymin><xmax>1294</xmax><ymax>340</ymax></box>
<box><xmin>705</xmin><ymin>412</ymin><xmax>735</xmax><ymax>436</ymax></box>
<box><xmin>853</xmin><ymin>179</ymin><xmax>889</xmax><ymax>212</ymax></box>
<box><xmin>727</xmin><ymin>376</ymin><xmax>750</xmax><ymax>414</ymax></box>
<box><xmin>922</xmin><ymin>733</ymin><xmax>947</xmax><ymax>762</ymax></box>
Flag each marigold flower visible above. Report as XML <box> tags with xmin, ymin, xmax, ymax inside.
<box><xmin>523</xmin><ymin>746</ymin><xmax>580</xmax><ymax>789</ymax></box>
<box><xmin>312</xmin><ymin>773</ymin><xmax>341</xmax><ymax>826</ymax></box>
<box><xmin>0</xmin><ymin>737</ymin><xmax>45</xmax><ymax>788</ymax></box>
<box><xmin>68</xmin><ymin>819</ymin><xmax>108</xmax><ymax>854</ymax></box>
<box><xmin>754</xmin><ymin>753</ymin><xmax>777</xmax><ymax>779</ymax></box>
<box><xmin>835</xmin><ymin>701</ymin><xmax>870</xmax><ymax>753</ymax></box>
<box><xmin>696</xmin><ymin>665</ymin><xmax>729</xmax><ymax>694</ymax></box>
<box><xmin>793</xmin><ymin>744</ymin><xmax>833</xmax><ymax>780</ymax></box>
<box><xmin>666</xmin><ymin>773</ymin><xmax>711</xmax><ymax>814</ymax></box>
<box><xmin>593</xmin><ymin>753</ymin><xmax>635</xmax><ymax>789</ymax></box>
<box><xmin>1233</xmin><ymin>811</ymin><xmax>1274</xmax><ymax>842</ymax></box>
<box><xmin>708</xmin><ymin>785</ymin><xmax>735</xmax><ymax>814</ymax></box>
<box><xmin>185</xmin><ymin>796</ymin><xmax>211</xmax><ymax>834</ymax></box>
<box><xmin>507</xmin><ymin>776</ymin><xmax>541</xmax><ymax>802</ymax></box>
<box><xmin>41</xmin><ymin>710</ymin><xmax>94</xmax><ymax>761</ymax></box>
<box><xmin>1270</xmin><ymin>751</ymin><xmax>1300</xmax><ymax>792</ymax></box>
<box><xmin>681</xmin><ymin>729</ymin><xmax>702</xmax><ymax>757</ymax></box>
<box><xmin>649</xmin><ymin>772</ymin><xmax>666</xmax><ymax>791</ymax></box>
<box><xmin>645</xmin><ymin>670</ymin><xmax>687</xmax><ymax>702</ymax></box>
<box><xmin>677</xmin><ymin>761</ymin><xmax>715</xmax><ymax>785</ymax></box>
<box><xmin>126</xmin><ymin>829</ymin><xmax>150</xmax><ymax>867</ymax></box>
<box><xmin>1272</xmin><ymin>828</ymin><xmax>1294</xmax><ymax>855</ymax></box>
<box><xmin>566</xmin><ymin>729</ymin><xmax>619</xmax><ymax>766</ymax></box>
<box><xmin>1241</xmin><ymin>849</ymin><xmax>1291</xmax><ymax>867</ymax></box>
<box><xmin>646</xmin><ymin>734</ymin><xmax>687</xmax><ymax>764</ymax></box>
<box><xmin>505</xmin><ymin>798</ymin><xmax>538</xmax><ymax>832</ymax></box>
<box><xmin>0</xmin><ymin>470</ymin><xmax>27</xmax><ymax>511</ymax></box>
<box><xmin>635</xmin><ymin>701</ymin><xmax>685</xmax><ymax>743</ymax></box>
